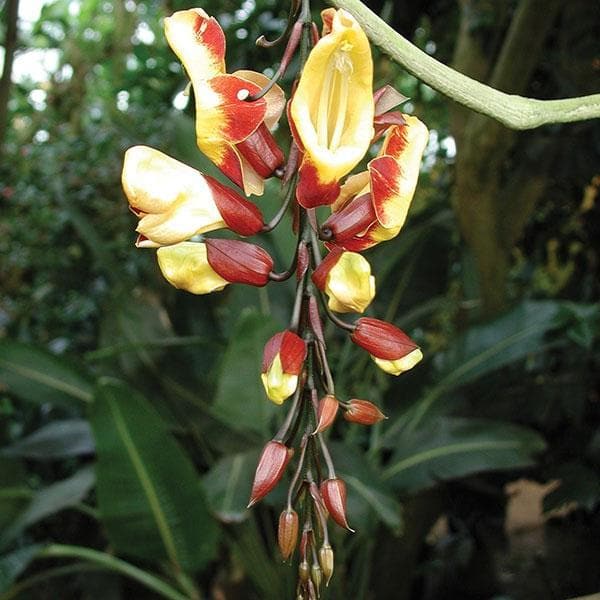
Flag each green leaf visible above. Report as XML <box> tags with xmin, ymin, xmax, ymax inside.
<box><xmin>330</xmin><ymin>443</ymin><xmax>403</xmax><ymax>534</ymax></box>
<box><xmin>385</xmin><ymin>301</ymin><xmax>565</xmax><ymax>437</ymax></box>
<box><xmin>90</xmin><ymin>379</ymin><xmax>219</xmax><ymax>572</ymax></box>
<box><xmin>203</xmin><ymin>449</ymin><xmax>260</xmax><ymax>524</ymax></box>
<box><xmin>0</xmin><ymin>341</ymin><xmax>92</xmax><ymax>407</ymax></box>
<box><xmin>212</xmin><ymin>310</ymin><xmax>280</xmax><ymax>437</ymax></box>
<box><xmin>383</xmin><ymin>417</ymin><xmax>546</xmax><ymax>493</ymax></box>
<box><xmin>0</xmin><ymin>545</ymin><xmax>43</xmax><ymax>594</ymax></box>
<box><xmin>0</xmin><ymin>467</ymin><xmax>95</xmax><ymax>549</ymax></box>
<box><xmin>0</xmin><ymin>458</ymin><xmax>31</xmax><ymax>535</ymax></box>
<box><xmin>1</xmin><ymin>420</ymin><xmax>94</xmax><ymax>460</ymax></box>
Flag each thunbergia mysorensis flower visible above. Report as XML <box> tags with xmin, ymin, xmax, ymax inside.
<box><xmin>122</xmin><ymin>5</ymin><xmax>428</xmax><ymax>596</ymax></box>
<box><xmin>165</xmin><ymin>9</ymin><xmax>285</xmax><ymax>196</ymax></box>
<box><xmin>122</xmin><ymin>146</ymin><xmax>263</xmax><ymax>246</ymax></box>
<box><xmin>290</xmin><ymin>8</ymin><xmax>374</xmax><ymax>208</ymax></box>
<box><xmin>323</xmin><ymin>115</ymin><xmax>429</xmax><ymax>251</ymax></box>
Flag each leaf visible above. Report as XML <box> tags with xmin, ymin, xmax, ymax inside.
<box><xmin>212</xmin><ymin>310</ymin><xmax>280</xmax><ymax>437</ymax></box>
<box><xmin>383</xmin><ymin>417</ymin><xmax>546</xmax><ymax>493</ymax></box>
<box><xmin>330</xmin><ymin>442</ymin><xmax>403</xmax><ymax>534</ymax></box>
<box><xmin>385</xmin><ymin>300</ymin><xmax>566</xmax><ymax>438</ymax></box>
<box><xmin>0</xmin><ymin>467</ymin><xmax>95</xmax><ymax>549</ymax></box>
<box><xmin>90</xmin><ymin>379</ymin><xmax>219</xmax><ymax>572</ymax></box>
<box><xmin>0</xmin><ymin>545</ymin><xmax>43</xmax><ymax>594</ymax></box>
<box><xmin>203</xmin><ymin>449</ymin><xmax>260</xmax><ymax>524</ymax></box>
<box><xmin>1</xmin><ymin>420</ymin><xmax>94</xmax><ymax>460</ymax></box>
<box><xmin>0</xmin><ymin>458</ymin><xmax>31</xmax><ymax>534</ymax></box>
<box><xmin>0</xmin><ymin>341</ymin><xmax>92</xmax><ymax>407</ymax></box>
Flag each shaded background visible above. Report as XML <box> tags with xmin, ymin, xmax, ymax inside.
<box><xmin>1</xmin><ymin>0</ymin><xmax>599</xmax><ymax>598</ymax></box>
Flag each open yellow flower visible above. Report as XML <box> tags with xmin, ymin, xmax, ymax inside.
<box><xmin>290</xmin><ymin>8</ymin><xmax>374</xmax><ymax>208</ymax></box>
<box><xmin>164</xmin><ymin>9</ymin><xmax>285</xmax><ymax>196</ymax></box>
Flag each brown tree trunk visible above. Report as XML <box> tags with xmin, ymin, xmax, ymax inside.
<box><xmin>450</xmin><ymin>0</ymin><xmax>561</xmax><ymax>316</ymax></box>
<box><xmin>0</xmin><ymin>0</ymin><xmax>20</xmax><ymax>154</ymax></box>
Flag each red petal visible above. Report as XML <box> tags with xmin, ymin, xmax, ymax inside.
<box><xmin>208</xmin><ymin>75</ymin><xmax>267</xmax><ymax>143</ymax></box>
<box><xmin>248</xmin><ymin>441</ymin><xmax>293</xmax><ymax>507</ymax></box>
<box><xmin>279</xmin><ymin>331</ymin><xmax>307</xmax><ymax>374</ymax></box>
<box><xmin>296</xmin><ymin>160</ymin><xmax>340</xmax><ymax>209</ymax></box>
<box><xmin>369</xmin><ymin>155</ymin><xmax>402</xmax><ymax>228</ymax></box>
<box><xmin>322</xmin><ymin>194</ymin><xmax>376</xmax><ymax>241</ymax></box>
<box><xmin>235</xmin><ymin>122</ymin><xmax>284</xmax><ymax>178</ymax></box>
<box><xmin>313</xmin><ymin>394</ymin><xmax>339</xmax><ymax>434</ymax></box>
<box><xmin>320</xmin><ymin>478</ymin><xmax>353</xmax><ymax>531</ymax></box>
<box><xmin>311</xmin><ymin>247</ymin><xmax>343</xmax><ymax>291</ymax></box>
<box><xmin>351</xmin><ymin>317</ymin><xmax>419</xmax><ymax>360</ymax></box>
<box><xmin>192</xmin><ymin>13</ymin><xmax>226</xmax><ymax>66</ymax></box>
<box><xmin>207</xmin><ymin>175</ymin><xmax>263</xmax><ymax>236</ymax></box>
<box><xmin>206</xmin><ymin>238</ymin><xmax>273</xmax><ymax>286</ymax></box>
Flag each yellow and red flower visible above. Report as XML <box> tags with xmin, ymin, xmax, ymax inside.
<box><xmin>164</xmin><ymin>9</ymin><xmax>285</xmax><ymax>196</ymax></box>
<box><xmin>312</xmin><ymin>247</ymin><xmax>375</xmax><ymax>313</ymax></box>
<box><xmin>261</xmin><ymin>331</ymin><xmax>307</xmax><ymax>405</ymax></box>
<box><xmin>122</xmin><ymin>146</ymin><xmax>263</xmax><ymax>247</ymax></box>
<box><xmin>322</xmin><ymin>115</ymin><xmax>429</xmax><ymax>250</ymax></box>
<box><xmin>351</xmin><ymin>317</ymin><xmax>423</xmax><ymax>375</ymax></box>
<box><xmin>156</xmin><ymin>239</ymin><xmax>273</xmax><ymax>295</ymax></box>
<box><xmin>289</xmin><ymin>8</ymin><xmax>374</xmax><ymax>208</ymax></box>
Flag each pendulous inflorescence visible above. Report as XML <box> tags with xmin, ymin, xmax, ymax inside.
<box><xmin>121</xmin><ymin>2</ymin><xmax>428</xmax><ymax>597</ymax></box>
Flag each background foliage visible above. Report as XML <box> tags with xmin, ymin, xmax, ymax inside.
<box><xmin>1</xmin><ymin>0</ymin><xmax>599</xmax><ymax>598</ymax></box>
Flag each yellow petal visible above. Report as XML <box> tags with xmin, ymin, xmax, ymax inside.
<box><xmin>260</xmin><ymin>354</ymin><xmax>298</xmax><ymax>405</ymax></box>
<box><xmin>290</xmin><ymin>9</ymin><xmax>374</xmax><ymax>185</ymax></box>
<box><xmin>373</xmin><ymin>348</ymin><xmax>423</xmax><ymax>375</ymax></box>
<box><xmin>156</xmin><ymin>242</ymin><xmax>229</xmax><ymax>295</ymax></box>
<box><xmin>325</xmin><ymin>252</ymin><xmax>375</xmax><ymax>313</ymax></box>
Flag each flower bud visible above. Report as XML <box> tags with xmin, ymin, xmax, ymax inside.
<box><xmin>157</xmin><ymin>242</ymin><xmax>229</xmax><ymax>295</ymax></box>
<box><xmin>320</xmin><ymin>478</ymin><xmax>353</xmax><ymax>531</ymax></box>
<box><xmin>261</xmin><ymin>331</ymin><xmax>307</xmax><ymax>404</ymax></box>
<box><xmin>343</xmin><ymin>399</ymin><xmax>387</xmax><ymax>425</ymax></box>
<box><xmin>318</xmin><ymin>543</ymin><xmax>334</xmax><ymax>586</ymax></box>
<box><xmin>299</xmin><ymin>560</ymin><xmax>310</xmax><ymax>584</ymax></box>
<box><xmin>321</xmin><ymin>193</ymin><xmax>376</xmax><ymax>243</ymax></box>
<box><xmin>311</xmin><ymin>563</ymin><xmax>323</xmax><ymax>591</ymax></box>
<box><xmin>235</xmin><ymin>122</ymin><xmax>285</xmax><ymax>178</ymax></box>
<box><xmin>313</xmin><ymin>394</ymin><xmax>339</xmax><ymax>434</ymax></box>
<box><xmin>312</xmin><ymin>248</ymin><xmax>375</xmax><ymax>313</ymax></box>
<box><xmin>247</xmin><ymin>441</ymin><xmax>294</xmax><ymax>507</ymax></box>
<box><xmin>205</xmin><ymin>238</ymin><xmax>273</xmax><ymax>287</ymax></box>
<box><xmin>278</xmin><ymin>508</ymin><xmax>299</xmax><ymax>560</ymax></box>
<box><xmin>351</xmin><ymin>317</ymin><xmax>422</xmax><ymax>375</ymax></box>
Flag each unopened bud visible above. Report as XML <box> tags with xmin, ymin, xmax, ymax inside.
<box><xmin>320</xmin><ymin>478</ymin><xmax>353</xmax><ymax>531</ymax></box>
<box><xmin>311</xmin><ymin>563</ymin><xmax>322</xmax><ymax>591</ymax></box>
<box><xmin>319</xmin><ymin>543</ymin><xmax>334</xmax><ymax>586</ymax></box>
<box><xmin>247</xmin><ymin>441</ymin><xmax>293</xmax><ymax>507</ymax></box>
<box><xmin>278</xmin><ymin>508</ymin><xmax>299</xmax><ymax>560</ymax></box>
<box><xmin>299</xmin><ymin>560</ymin><xmax>310</xmax><ymax>583</ymax></box>
<box><xmin>344</xmin><ymin>399</ymin><xmax>387</xmax><ymax>425</ymax></box>
<box><xmin>313</xmin><ymin>394</ymin><xmax>339</xmax><ymax>434</ymax></box>
<box><xmin>206</xmin><ymin>238</ymin><xmax>273</xmax><ymax>287</ymax></box>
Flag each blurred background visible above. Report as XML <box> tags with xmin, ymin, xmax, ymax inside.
<box><xmin>1</xmin><ymin>0</ymin><xmax>599</xmax><ymax>598</ymax></box>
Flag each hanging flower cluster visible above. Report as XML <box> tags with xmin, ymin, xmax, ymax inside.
<box><xmin>122</xmin><ymin>4</ymin><xmax>428</xmax><ymax>597</ymax></box>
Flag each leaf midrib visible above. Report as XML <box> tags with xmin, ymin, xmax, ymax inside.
<box><xmin>107</xmin><ymin>393</ymin><xmax>181</xmax><ymax>570</ymax></box>
<box><xmin>383</xmin><ymin>439</ymin><xmax>527</xmax><ymax>480</ymax></box>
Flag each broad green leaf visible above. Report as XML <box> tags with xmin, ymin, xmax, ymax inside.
<box><xmin>0</xmin><ymin>467</ymin><xmax>95</xmax><ymax>549</ymax></box>
<box><xmin>212</xmin><ymin>310</ymin><xmax>280</xmax><ymax>437</ymax></box>
<box><xmin>330</xmin><ymin>442</ymin><xmax>403</xmax><ymax>534</ymax></box>
<box><xmin>203</xmin><ymin>449</ymin><xmax>260</xmax><ymax>524</ymax></box>
<box><xmin>90</xmin><ymin>379</ymin><xmax>218</xmax><ymax>572</ymax></box>
<box><xmin>383</xmin><ymin>417</ymin><xmax>546</xmax><ymax>493</ymax></box>
<box><xmin>1</xmin><ymin>420</ymin><xmax>94</xmax><ymax>460</ymax></box>
<box><xmin>0</xmin><ymin>545</ymin><xmax>43</xmax><ymax>594</ymax></box>
<box><xmin>0</xmin><ymin>341</ymin><xmax>92</xmax><ymax>407</ymax></box>
<box><xmin>385</xmin><ymin>301</ymin><xmax>565</xmax><ymax>437</ymax></box>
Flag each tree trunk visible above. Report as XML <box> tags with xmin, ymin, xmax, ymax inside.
<box><xmin>0</xmin><ymin>0</ymin><xmax>20</xmax><ymax>154</ymax></box>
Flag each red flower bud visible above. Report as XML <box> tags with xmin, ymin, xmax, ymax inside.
<box><xmin>207</xmin><ymin>175</ymin><xmax>263</xmax><ymax>236</ymax></box>
<box><xmin>321</xmin><ymin>194</ymin><xmax>376</xmax><ymax>242</ymax></box>
<box><xmin>205</xmin><ymin>238</ymin><xmax>273</xmax><ymax>287</ymax></box>
<box><xmin>247</xmin><ymin>441</ymin><xmax>294</xmax><ymax>507</ymax></box>
<box><xmin>351</xmin><ymin>317</ymin><xmax>422</xmax><ymax>375</ymax></box>
<box><xmin>236</xmin><ymin>122</ymin><xmax>284</xmax><ymax>178</ymax></box>
<box><xmin>343</xmin><ymin>399</ymin><xmax>387</xmax><ymax>425</ymax></box>
<box><xmin>262</xmin><ymin>331</ymin><xmax>307</xmax><ymax>376</ymax></box>
<box><xmin>278</xmin><ymin>508</ymin><xmax>299</xmax><ymax>560</ymax></box>
<box><xmin>313</xmin><ymin>394</ymin><xmax>339</xmax><ymax>434</ymax></box>
<box><xmin>320</xmin><ymin>478</ymin><xmax>353</xmax><ymax>531</ymax></box>
<box><xmin>311</xmin><ymin>247</ymin><xmax>343</xmax><ymax>291</ymax></box>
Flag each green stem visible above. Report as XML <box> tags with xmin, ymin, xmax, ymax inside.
<box><xmin>329</xmin><ymin>0</ymin><xmax>600</xmax><ymax>129</ymax></box>
<box><xmin>36</xmin><ymin>544</ymin><xmax>191</xmax><ymax>600</ymax></box>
